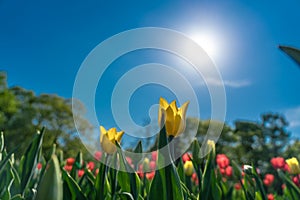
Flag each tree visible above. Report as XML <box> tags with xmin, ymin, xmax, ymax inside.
<box><xmin>260</xmin><ymin>113</ymin><xmax>290</xmax><ymax>157</ymax></box>
<box><xmin>0</xmin><ymin>72</ymin><xmax>93</xmax><ymax>158</ymax></box>
<box><xmin>233</xmin><ymin>120</ymin><xmax>264</xmax><ymax>166</ymax></box>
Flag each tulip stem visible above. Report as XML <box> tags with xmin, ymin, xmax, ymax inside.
<box><xmin>168</xmin><ymin>136</ymin><xmax>175</xmax><ymax>163</ymax></box>
<box><xmin>99</xmin><ymin>154</ymin><xmax>109</xmax><ymax>199</ymax></box>
<box><xmin>142</xmin><ymin>172</ymin><xmax>146</xmax><ymax>197</ymax></box>
<box><xmin>110</xmin><ymin>153</ymin><xmax>117</xmax><ymax>200</ymax></box>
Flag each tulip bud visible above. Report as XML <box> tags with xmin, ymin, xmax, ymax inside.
<box><xmin>100</xmin><ymin>126</ymin><xmax>124</xmax><ymax>154</ymax></box>
<box><xmin>158</xmin><ymin>97</ymin><xmax>189</xmax><ymax>137</ymax></box>
<box><xmin>286</xmin><ymin>157</ymin><xmax>300</xmax><ymax>174</ymax></box>
<box><xmin>143</xmin><ymin>158</ymin><xmax>150</xmax><ymax>172</ymax></box>
<box><xmin>184</xmin><ymin>160</ymin><xmax>194</xmax><ymax>176</ymax></box>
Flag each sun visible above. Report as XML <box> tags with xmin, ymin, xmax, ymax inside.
<box><xmin>189</xmin><ymin>31</ymin><xmax>221</xmax><ymax>60</ymax></box>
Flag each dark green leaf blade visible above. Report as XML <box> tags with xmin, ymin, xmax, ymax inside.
<box><xmin>279</xmin><ymin>45</ymin><xmax>300</xmax><ymax>67</ymax></box>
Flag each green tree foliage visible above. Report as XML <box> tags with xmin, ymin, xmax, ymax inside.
<box><xmin>0</xmin><ymin>72</ymin><xmax>93</xmax><ymax>158</ymax></box>
<box><xmin>284</xmin><ymin>140</ymin><xmax>300</xmax><ymax>160</ymax></box>
<box><xmin>186</xmin><ymin>113</ymin><xmax>290</xmax><ymax>171</ymax></box>
<box><xmin>260</xmin><ymin>113</ymin><xmax>290</xmax><ymax>158</ymax></box>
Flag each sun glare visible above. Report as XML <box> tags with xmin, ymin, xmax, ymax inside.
<box><xmin>189</xmin><ymin>31</ymin><xmax>221</xmax><ymax>60</ymax></box>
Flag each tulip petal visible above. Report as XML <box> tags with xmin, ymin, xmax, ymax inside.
<box><xmin>165</xmin><ymin>106</ymin><xmax>175</xmax><ymax>135</ymax></box>
<box><xmin>100</xmin><ymin>134</ymin><xmax>116</xmax><ymax>154</ymax></box>
<box><xmin>173</xmin><ymin>114</ymin><xmax>182</xmax><ymax>136</ymax></box>
<box><xmin>107</xmin><ymin>128</ymin><xmax>117</xmax><ymax>141</ymax></box>
<box><xmin>159</xmin><ymin>97</ymin><xmax>169</xmax><ymax>109</ymax></box>
<box><xmin>179</xmin><ymin>101</ymin><xmax>190</xmax><ymax>118</ymax></box>
<box><xmin>177</xmin><ymin>101</ymin><xmax>189</xmax><ymax>135</ymax></box>
<box><xmin>100</xmin><ymin>126</ymin><xmax>107</xmax><ymax>135</ymax></box>
<box><xmin>115</xmin><ymin>131</ymin><xmax>125</xmax><ymax>143</ymax></box>
<box><xmin>158</xmin><ymin>108</ymin><xmax>165</xmax><ymax>128</ymax></box>
<box><xmin>170</xmin><ymin>100</ymin><xmax>178</xmax><ymax>112</ymax></box>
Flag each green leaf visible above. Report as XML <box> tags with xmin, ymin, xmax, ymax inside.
<box><xmin>9</xmin><ymin>160</ymin><xmax>21</xmax><ymax>196</ymax></box>
<box><xmin>0</xmin><ymin>149</ymin><xmax>15</xmax><ymax>176</ymax></box>
<box><xmin>177</xmin><ymin>159</ymin><xmax>185</xmax><ymax>183</ymax></box>
<box><xmin>231</xmin><ymin>160</ymin><xmax>242</xmax><ymax>179</ymax></box>
<box><xmin>95</xmin><ymin>158</ymin><xmax>107</xmax><ymax>200</ymax></box>
<box><xmin>36</xmin><ymin>154</ymin><xmax>63</xmax><ymax>200</ymax></box>
<box><xmin>20</xmin><ymin>128</ymin><xmax>44</xmax><ymax>195</ymax></box>
<box><xmin>250</xmin><ymin>166</ymin><xmax>267</xmax><ymax>200</ymax></box>
<box><xmin>118</xmin><ymin>192</ymin><xmax>135</xmax><ymax>200</ymax></box>
<box><xmin>278</xmin><ymin>170</ymin><xmax>300</xmax><ymax>199</ymax></box>
<box><xmin>57</xmin><ymin>150</ymin><xmax>64</xmax><ymax>165</ymax></box>
<box><xmin>279</xmin><ymin>45</ymin><xmax>300</xmax><ymax>67</ymax></box>
<box><xmin>191</xmin><ymin>139</ymin><xmax>201</xmax><ymax>164</ymax></box>
<box><xmin>10</xmin><ymin>194</ymin><xmax>24</xmax><ymax>200</ymax></box>
<box><xmin>0</xmin><ymin>132</ymin><xmax>4</xmax><ymax>153</ymax></box>
<box><xmin>109</xmin><ymin>153</ymin><xmax>118</xmax><ymax>200</ymax></box>
<box><xmin>149</xmin><ymin>127</ymin><xmax>183</xmax><ymax>200</ymax></box>
<box><xmin>70</xmin><ymin>151</ymin><xmax>83</xmax><ymax>179</ymax></box>
<box><xmin>116</xmin><ymin>142</ymin><xmax>139</xmax><ymax>200</ymax></box>
<box><xmin>61</xmin><ymin>170</ymin><xmax>87</xmax><ymax>200</ymax></box>
<box><xmin>166</xmin><ymin>163</ymin><xmax>184</xmax><ymax>200</ymax></box>
<box><xmin>51</xmin><ymin>144</ymin><xmax>56</xmax><ymax>156</ymax></box>
<box><xmin>200</xmin><ymin>143</ymin><xmax>215</xmax><ymax>200</ymax></box>
<box><xmin>1</xmin><ymin>178</ymin><xmax>13</xmax><ymax>200</ymax></box>
<box><xmin>132</xmin><ymin>141</ymin><xmax>143</xmax><ymax>169</ymax></box>
<box><xmin>80</xmin><ymin>170</ymin><xmax>96</xmax><ymax>199</ymax></box>
<box><xmin>148</xmin><ymin>167</ymin><xmax>166</xmax><ymax>200</ymax></box>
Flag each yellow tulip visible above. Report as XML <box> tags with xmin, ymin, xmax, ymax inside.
<box><xmin>184</xmin><ymin>161</ymin><xmax>194</xmax><ymax>176</ymax></box>
<box><xmin>100</xmin><ymin>126</ymin><xmax>124</xmax><ymax>154</ymax></box>
<box><xmin>207</xmin><ymin>140</ymin><xmax>216</xmax><ymax>153</ymax></box>
<box><xmin>286</xmin><ymin>157</ymin><xmax>300</xmax><ymax>174</ymax></box>
<box><xmin>142</xmin><ymin>158</ymin><xmax>150</xmax><ymax>171</ymax></box>
<box><xmin>158</xmin><ymin>97</ymin><xmax>189</xmax><ymax>137</ymax></box>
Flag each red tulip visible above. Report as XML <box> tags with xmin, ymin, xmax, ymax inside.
<box><xmin>126</xmin><ymin>157</ymin><xmax>133</xmax><ymax>165</ymax></box>
<box><xmin>234</xmin><ymin>183</ymin><xmax>241</xmax><ymax>190</ymax></box>
<box><xmin>265</xmin><ymin>174</ymin><xmax>274</xmax><ymax>183</ymax></box>
<box><xmin>182</xmin><ymin>153</ymin><xmax>191</xmax><ymax>163</ymax></box>
<box><xmin>216</xmin><ymin>154</ymin><xmax>230</xmax><ymax>169</ymax></box>
<box><xmin>78</xmin><ymin>169</ymin><xmax>84</xmax><ymax>177</ymax></box>
<box><xmin>225</xmin><ymin>166</ymin><xmax>233</xmax><ymax>177</ymax></box>
<box><xmin>94</xmin><ymin>151</ymin><xmax>102</xmax><ymax>161</ymax></box>
<box><xmin>263</xmin><ymin>174</ymin><xmax>275</xmax><ymax>186</ymax></box>
<box><xmin>137</xmin><ymin>170</ymin><xmax>144</xmax><ymax>179</ymax></box>
<box><xmin>146</xmin><ymin>171</ymin><xmax>155</xmax><ymax>180</ymax></box>
<box><xmin>192</xmin><ymin>172</ymin><xmax>198</xmax><ymax>182</ymax></box>
<box><xmin>263</xmin><ymin>179</ymin><xmax>270</xmax><ymax>187</ymax></box>
<box><xmin>95</xmin><ymin>168</ymin><xmax>99</xmax><ymax>176</ymax></box>
<box><xmin>37</xmin><ymin>163</ymin><xmax>42</xmax><ymax>170</ymax></box>
<box><xmin>283</xmin><ymin>163</ymin><xmax>290</xmax><ymax>172</ymax></box>
<box><xmin>87</xmin><ymin>161</ymin><xmax>95</xmax><ymax>171</ymax></box>
<box><xmin>151</xmin><ymin>151</ymin><xmax>158</xmax><ymax>161</ymax></box>
<box><xmin>64</xmin><ymin>165</ymin><xmax>72</xmax><ymax>172</ymax></box>
<box><xmin>219</xmin><ymin>168</ymin><xmax>226</xmax><ymax>175</ymax></box>
<box><xmin>66</xmin><ymin>158</ymin><xmax>75</xmax><ymax>166</ymax></box>
<box><xmin>150</xmin><ymin>161</ymin><xmax>156</xmax><ymax>171</ymax></box>
<box><xmin>267</xmin><ymin>194</ymin><xmax>274</xmax><ymax>200</ymax></box>
<box><xmin>270</xmin><ymin>157</ymin><xmax>285</xmax><ymax>169</ymax></box>
<box><xmin>292</xmin><ymin>176</ymin><xmax>300</xmax><ymax>186</ymax></box>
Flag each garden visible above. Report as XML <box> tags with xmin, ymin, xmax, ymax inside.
<box><xmin>0</xmin><ymin>44</ymin><xmax>300</xmax><ymax>200</ymax></box>
<box><xmin>1</xmin><ymin>1</ymin><xmax>300</xmax><ymax>198</ymax></box>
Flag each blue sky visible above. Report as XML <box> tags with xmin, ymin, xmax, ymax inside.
<box><xmin>1</xmin><ymin>0</ymin><xmax>300</xmax><ymax>138</ymax></box>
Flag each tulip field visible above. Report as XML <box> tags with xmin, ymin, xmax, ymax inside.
<box><xmin>1</xmin><ymin>129</ymin><xmax>300</xmax><ymax>200</ymax></box>
<box><xmin>1</xmin><ymin>107</ymin><xmax>300</xmax><ymax>200</ymax></box>
<box><xmin>1</xmin><ymin>96</ymin><xmax>300</xmax><ymax>200</ymax></box>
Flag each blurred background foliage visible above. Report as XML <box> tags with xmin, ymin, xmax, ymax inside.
<box><xmin>0</xmin><ymin>72</ymin><xmax>93</xmax><ymax>159</ymax></box>
<box><xmin>0</xmin><ymin>70</ymin><xmax>299</xmax><ymax>171</ymax></box>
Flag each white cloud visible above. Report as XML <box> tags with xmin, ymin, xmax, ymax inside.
<box><xmin>284</xmin><ymin>106</ymin><xmax>300</xmax><ymax>128</ymax></box>
<box><xmin>199</xmin><ymin>78</ymin><xmax>251</xmax><ymax>88</ymax></box>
